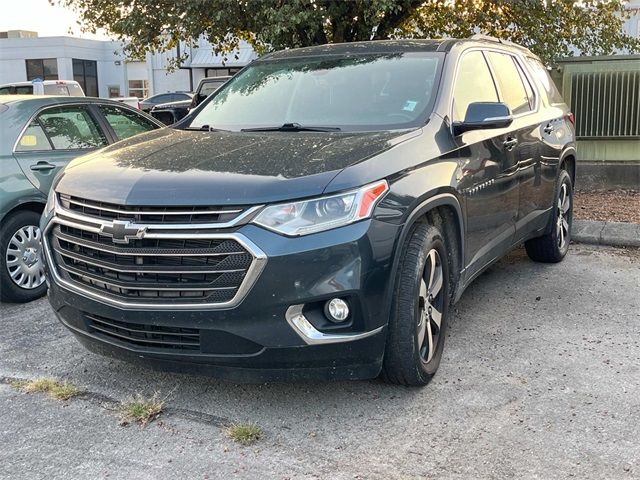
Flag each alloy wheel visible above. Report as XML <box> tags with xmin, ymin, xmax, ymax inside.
<box><xmin>6</xmin><ymin>225</ymin><xmax>45</xmax><ymax>290</ymax></box>
<box><xmin>556</xmin><ymin>183</ymin><xmax>571</xmax><ymax>250</ymax></box>
<box><xmin>417</xmin><ymin>249</ymin><xmax>444</xmax><ymax>363</ymax></box>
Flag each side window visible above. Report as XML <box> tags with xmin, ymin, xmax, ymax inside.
<box><xmin>0</xmin><ymin>87</ymin><xmax>11</xmax><ymax>95</ymax></box>
<box><xmin>453</xmin><ymin>51</ymin><xmax>499</xmax><ymax>122</ymax></box>
<box><xmin>15</xmin><ymin>121</ymin><xmax>52</xmax><ymax>151</ymax></box>
<box><xmin>44</xmin><ymin>84</ymin><xmax>70</xmax><ymax>95</ymax></box>
<box><xmin>98</xmin><ymin>105</ymin><xmax>158</xmax><ymax>140</ymax></box>
<box><xmin>525</xmin><ymin>57</ymin><xmax>565</xmax><ymax>104</ymax></box>
<box><xmin>515</xmin><ymin>60</ymin><xmax>536</xmax><ymax>111</ymax></box>
<box><xmin>486</xmin><ymin>52</ymin><xmax>531</xmax><ymax>115</ymax></box>
<box><xmin>38</xmin><ymin>106</ymin><xmax>107</xmax><ymax>150</ymax></box>
<box><xmin>15</xmin><ymin>86</ymin><xmax>33</xmax><ymax>95</ymax></box>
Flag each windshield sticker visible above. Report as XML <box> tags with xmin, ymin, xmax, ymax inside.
<box><xmin>402</xmin><ymin>100</ymin><xmax>418</xmax><ymax>112</ymax></box>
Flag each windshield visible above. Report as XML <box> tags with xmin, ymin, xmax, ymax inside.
<box><xmin>187</xmin><ymin>52</ymin><xmax>443</xmax><ymax>132</ymax></box>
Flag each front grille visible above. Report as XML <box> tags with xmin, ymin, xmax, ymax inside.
<box><xmin>46</xmin><ymin>196</ymin><xmax>264</xmax><ymax>308</ymax></box>
<box><xmin>86</xmin><ymin>314</ymin><xmax>200</xmax><ymax>351</ymax></box>
<box><xmin>59</xmin><ymin>194</ymin><xmax>250</xmax><ymax>225</ymax></box>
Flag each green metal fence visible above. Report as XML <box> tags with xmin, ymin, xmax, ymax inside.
<box><xmin>553</xmin><ymin>55</ymin><xmax>640</xmax><ymax>162</ymax></box>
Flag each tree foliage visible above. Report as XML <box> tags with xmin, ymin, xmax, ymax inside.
<box><xmin>56</xmin><ymin>0</ymin><xmax>640</xmax><ymax>64</ymax></box>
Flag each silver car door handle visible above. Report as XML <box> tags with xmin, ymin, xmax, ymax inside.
<box><xmin>30</xmin><ymin>162</ymin><xmax>56</xmax><ymax>171</ymax></box>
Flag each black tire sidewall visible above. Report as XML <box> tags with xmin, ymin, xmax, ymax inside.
<box><xmin>384</xmin><ymin>222</ymin><xmax>451</xmax><ymax>385</ymax></box>
<box><xmin>0</xmin><ymin>210</ymin><xmax>47</xmax><ymax>303</ymax></box>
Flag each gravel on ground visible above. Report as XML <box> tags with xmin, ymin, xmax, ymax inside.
<box><xmin>574</xmin><ymin>190</ymin><xmax>639</xmax><ymax>223</ymax></box>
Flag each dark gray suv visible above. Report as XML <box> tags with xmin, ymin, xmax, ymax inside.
<box><xmin>42</xmin><ymin>37</ymin><xmax>576</xmax><ymax>386</ymax></box>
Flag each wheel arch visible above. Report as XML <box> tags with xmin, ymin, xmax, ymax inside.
<box><xmin>1</xmin><ymin>200</ymin><xmax>46</xmax><ymax>225</ymax></box>
<box><xmin>386</xmin><ymin>192</ymin><xmax>465</xmax><ymax>314</ymax></box>
<box><xmin>559</xmin><ymin>147</ymin><xmax>577</xmax><ymax>186</ymax></box>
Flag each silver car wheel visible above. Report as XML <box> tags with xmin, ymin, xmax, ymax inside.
<box><xmin>417</xmin><ymin>248</ymin><xmax>444</xmax><ymax>364</ymax></box>
<box><xmin>6</xmin><ymin>225</ymin><xmax>45</xmax><ymax>290</ymax></box>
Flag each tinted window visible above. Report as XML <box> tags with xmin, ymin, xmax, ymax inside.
<box><xmin>73</xmin><ymin>59</ymin><xmax>98</xmax><ymax>97</ymax></box>
<box><xmin>26</xmin><ymin>58</ymin><xmax>58</xmax><ymax>81</ymax></box>
<box><xmin>98</xmin><ymin>105</ymin><xmax>158</xmax><ymax>140</ymax></box>
<box><xmin>190</xmin><ymin>53</ymin><xmax>443</xmax><ymax>131</ymax></box>
<box><xmin>38</xmin><ymin>106</ymin><xmax>107</xmax><ymax>149</ymax></box>
<box><xmin>15</xmin><ymin>85</ymin><xmax>33</xmax><ymax>95</ymax></box>
<box><xmin>152</xmin><ymin>94</ymin><xmax>173</xmax><ymax>103</ymax></box>
<box><xmin>486</xmin><ymin>52</ymin><xmax>531</xmax><ymax>115</ymax></box>
<box><xmin>526</xmin><ymin>57</ymin><xmax>564</xmax><ymax>104</ymax></box>
<box><xmin>453</xmin><ymin>51</ymin><xmax>499</xmax><ymax>122</ymax></box>
<box><xmin>0</xmin><ymin>87</ymin><xmax>11</xmax><ymax>95</ymax></box>
<box><xmin>16</xmin><ymin>122</ymin><xmax>52</xmax><ymax>151</ymax></box>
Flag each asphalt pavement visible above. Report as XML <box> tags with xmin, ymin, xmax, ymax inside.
<box><xmin>1</xmin><ymin>243</ymin><xmax>639</xmax><ymax>480</ymax></box>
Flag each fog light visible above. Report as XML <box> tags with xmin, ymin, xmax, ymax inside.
<box><xmin>325</xmin><ymin>298</ymin><xmax>350</xmax><ymax>323</ymax></box>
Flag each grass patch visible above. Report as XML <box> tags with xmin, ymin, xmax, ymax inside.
<box><xmin>120</xmin><ymin>394</ymin><xmax>164</xmax><ymax>426</ymax></box>
<box><xmin>11</xmin><ymin>378</ymin><xmax>82</xmax><ymax>401</ymax></box>
<box><xmin>225</xmin><ymin>422</ymin><xmax>263</xmax><ymax>446</ymax></box>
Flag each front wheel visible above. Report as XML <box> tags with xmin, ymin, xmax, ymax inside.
<box><xmin>525</xmin><ymin>170</ymin><xmax>573</xmax><ymax>263</ymax></box>
<box><xmin>0</xmin><ymin>210</ymin><xmax>47</xmax><ymax>303</ymax></box>
<box><xmin>382</xmin><ymin>222</ymin><xmax>451</xmax><ymax>386</ymax></box>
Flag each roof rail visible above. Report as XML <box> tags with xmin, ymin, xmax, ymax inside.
<box><xmin>470</xmin><ymin>34</ymin><xmax>501</xmax><ymax>43</ymax></box>
<box><xmin>469</xmin><ymin>34</ymin><xmax>529</xmax><ymax>51</ymax></box>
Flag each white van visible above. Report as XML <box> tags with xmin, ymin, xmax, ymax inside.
<box><xmin>0</xmin><ymin>80</ymin><xmax>85</xmax><ymax>96</ymax></box>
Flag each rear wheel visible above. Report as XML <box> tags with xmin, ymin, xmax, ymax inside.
<box><xmin>525</xmin><ymin>170</ymin><xmax>573</xmax><ymax>263</ymax></box>
<box><xmin>0</xmin><ymin>210</ymin><xmax>47</xmax><ymax>303</ymax></box>
<box><xmin>382</xmin><ymin>221</ymin><xmax>450</xmax><ymax>386</ymax></box>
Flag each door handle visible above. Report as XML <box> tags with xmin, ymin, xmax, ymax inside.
<box><xmin>503</xmin><ymin>137</ymin><xmax>518</xmax><ymax>151</ymax></box>
<box><xmin>543</xmin><ymin>124</ymin><xmax>554</xmax><ymax>134</ymax></box>
<box><xmin>30</xmin><ymin>161</ymin><xmax>56</xmax><ymax>171</ymax></box>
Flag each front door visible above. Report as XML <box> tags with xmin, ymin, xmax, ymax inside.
<box><xmin>13</xmin><ymin>104</ymin><xmax>108</xmax><ymax>194</ymax></box>
<box><xmin>452</xmin><ymin>50</ymin><xmax>518</xmax><ymax>280</ymax></box>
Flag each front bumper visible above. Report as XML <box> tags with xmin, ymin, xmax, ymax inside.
<box><xmin>45</xmin><ymin>219</ymin><xmax>402</xmax><ymax>381</ymax></box>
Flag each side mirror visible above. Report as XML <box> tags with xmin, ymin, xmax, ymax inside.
<box><xmin>453</xmin><ymin>102</ymin><xmax>513</xmax><ymax>135</ymax></box>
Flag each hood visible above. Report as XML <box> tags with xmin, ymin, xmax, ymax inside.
<box><xmin>56</xmin><ymin>127</ymin><xmax>414</xmax><ymax>206</ymax></box>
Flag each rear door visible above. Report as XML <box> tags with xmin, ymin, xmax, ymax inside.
<box><xmin>452</xmin><ymin>50</ymin><xmax>518</xmax><ymax>279</ymax></box>
<box><xmin>485</xmin><ymin>51</ymin><xmax>545</xmax><ymax>238</ymax></box>
<box><xmin>13</xmin><ymin>104</ymin><xmax>108</xmax><ymax>194</ymax></box>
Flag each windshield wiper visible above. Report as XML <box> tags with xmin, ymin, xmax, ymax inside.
<box><xmin>184</xmin><ymin>125</ymin><xmax>231</xmax><ymax>132</ymax></box>
<box><xmin>241</xmin><ymin>123</ymin><xmax>341</xmax><ymax>132</ymax></box>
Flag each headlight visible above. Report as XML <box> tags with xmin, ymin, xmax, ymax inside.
<box><xmin>253</xmin><ymin>180</ymin><xmax>388</xmax><ymax>236</ymax></box>
<box><xmin>45</xmin><ymin>187</ymin><xmax>57</xmax><ymax>215</ymax></box>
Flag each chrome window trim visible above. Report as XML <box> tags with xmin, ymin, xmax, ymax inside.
<box><xmin>44</xmin><ymin>196</ymin><xmax>268</xmax><ymax>311</ymax></box>
<box><xmin>11</xmin><ymin>100</ymin><xmax>163</xmax><ymax>153</ymax></box>
<box><xmin>449</xmin><ymin>46</ymin><xmax>542</xmax><ymax>127</ymax></box>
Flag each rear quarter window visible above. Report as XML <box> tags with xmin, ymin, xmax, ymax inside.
<box><xmin>526</xmin><ymin>57</ymin><xmax>565</xmax><ymax>105</ymax></box>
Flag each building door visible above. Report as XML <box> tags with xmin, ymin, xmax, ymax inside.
<box><xmin>73</xmin><ymin>59</ymin><xmax>99</xmax><ymax>97</ymax></box>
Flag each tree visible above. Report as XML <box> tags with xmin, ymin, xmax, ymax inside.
<box><xmin>56</xmin><ymin>0</ymin><xmax>640</xmax><ymax>64</ymax></box>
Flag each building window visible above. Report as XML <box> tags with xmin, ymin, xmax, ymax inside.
<box><xmin>73</xmin><ymin>59</ymin><xmax>98</xmax><ymax>97</ymax></box>
<box><xmin>128</xmin><ymin>80</ymin><xmax>149</xmax><ymax>99</ymax></box>
<box><xmin>25</xmin><ymin>58</ymin><xmax>58</xmax><ymax>81</ymax></box>
<box><xmin>205</xmin><ymin>67</ymin><xmax>242</xmax><ymax>78</ymax></box>
<box><xmin>107</xmin><ymin>85</ymin><xmax>121</xmax><ymax>98</ymax></box>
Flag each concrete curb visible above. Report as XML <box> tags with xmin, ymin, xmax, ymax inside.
<box><xmin>573</xmin><ymin>219</ymin><xmax>640</xmax><ymax>248</ymax></box>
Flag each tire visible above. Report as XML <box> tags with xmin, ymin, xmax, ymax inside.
<box><xmin>382</xmin><ymin>221</ymin><xmax>451</xmax><ymax>386</ymax></box>
<box><xmin>0</xmin><ymin>210</ymin><xmax>47</xmax><ymax>303</ymax></box>
<box><xmin>525</xmin><ymin>170</ymin><xmax>573</xmax><ymax>263</ymax></box>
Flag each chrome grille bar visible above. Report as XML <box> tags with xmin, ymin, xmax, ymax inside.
<box><xmin>44</xmin><ymin>194</ymin><xmax>268</xmax><ymax>310</ymax></box>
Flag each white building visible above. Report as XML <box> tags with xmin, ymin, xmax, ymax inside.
<box><xmin>0</xmin><ymin>31</ymin><xmax>257</xmax><ymax>99</ymax></box>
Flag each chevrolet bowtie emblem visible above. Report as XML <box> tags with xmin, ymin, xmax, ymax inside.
<box><xmin>99</xmin><ymin>220</ymin><xmax>147</xmax><ymax>244</ymax></box>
